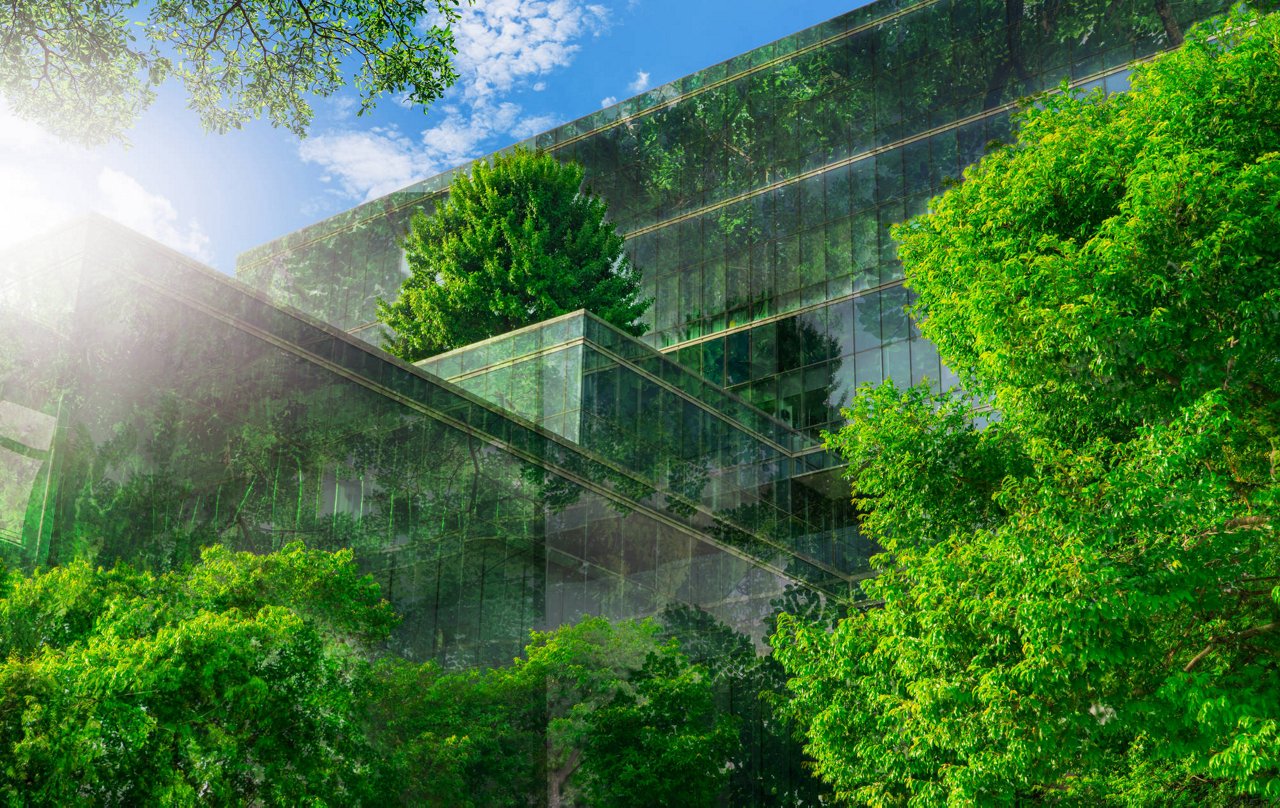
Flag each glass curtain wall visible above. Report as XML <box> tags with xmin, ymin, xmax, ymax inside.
<box><xmin>1</xmin><ymin>219</ymin><xmax>842</xmax><ymax>661</ymax></box>
<box><xmin>0</xmin><ymin>231</ymin><xmax>83</xmax><ymax>568</ymax></box>
<box><xmin>237</xmin><ymin>0</ymin><xmax>1234</xmax><ymax>440</ymax></box>
<box><xmin>418</xmin><ymin>311</ymin><xmax>874</xmax><ymax>598</ymax></box>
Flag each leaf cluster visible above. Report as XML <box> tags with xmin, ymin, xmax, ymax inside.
<box><xmin>0</xmin><ymin>542</ymin><xmax>395</xmax><ymax>805</ymax></box>
<box><xmin>379</xmin><ymin>149</ymin><xmax>651</xmax><ymax>361</ymax></box>
<box><xmin>1</xmin><ymin>543</ymin><xmax>738</xmax><ymax>806</ymax></box>
<box><xmin>0</xmin><ymin>0</ymin><xmax>466</xmax><ymax>144</ymax></box>
<box><xmin>367</xmin><ymin>615</ymin><xmax>736</xmax><ymax>808</ymax></box>
<box><xmin>776</xmin><ymin>7</ymin><xmax>1280</xmax><ymax>806</ymax></box>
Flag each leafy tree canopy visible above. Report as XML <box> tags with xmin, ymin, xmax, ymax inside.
<box><xmin>1</xmin><ymin>542</ymin><xmax>737</xmax><ymax>807</ymax></box>
<box><xmin>776</xmin><ymin>8</ymin><xmax>1280</xmax><ymax>806</ymax></box>
<box><xmin>367</xmin><ymin>615</ymin><xmax>737</xmax><ymax>808</ymax></box>
<box><xmin>0</xmin><ymin>542</ymin><xmax>395</xmax><ymax>805</ymax></box>
<box><xmin>0</xmin><ymin>0</ymin><xmax>465</xmax><ymax>145</ymax></box>
<box><xmin>379</xmin><ymin>148</ymin><xmax>650</xmax><ymax>361</ymax></box>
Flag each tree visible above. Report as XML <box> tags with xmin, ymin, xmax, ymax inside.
<box><xmin>364</xmin><ymin>616</ymin><xmax>738</xmax><ymax>808</ymax></box>
<box><xmin>1</xmin><ymin>536</ymin><xmax>735</xmax><ymax>806</ymax></box>
<box><xmin>774</xmin><ymin>7</ymin><xmax>1280</xmax><ymax>806</ymax></box>
<box><xmin>0</xmin><ymin>0</ymin><xmax>465</xmax><ymax>145</ymax></box>
<box><xmin>362</xmin><ymin>657</ymin><xmax>547</xmax><ymax>807</ymax></box>
<box><xmin>661</xmin><ymin>600</ymin><xmax>837</xmax><ymax>806</ymax></box>
<box><xmin>0</xmin><ymin>542</ymin><xmax>396</xmax><ymax>805</ymax></box>
<box><xmin>524</xmin><ymin>616</ymin><xmax>736</xmax><ymax>808</ymax></box>
<box><xmin>378</xmin><ymin>149</ymin><xmax>650</xmax><ymax>361</ymax></box>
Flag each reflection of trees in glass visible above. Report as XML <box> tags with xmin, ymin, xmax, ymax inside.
<box><xmin>226</xmin><ymin>0</ymin><xmax>1242</xmax><ymax>348</ymax></box>
<box><xmin>723</xmin><ymin>311</ymin><xmax>841</xmax><ymax>437</ymax></box>
<box><xmin>239</xmin><ymin>201</ymin><xmax>427</xmax><ymax>334</ymax></box>
<box><xmin>27</xmin><ymin>262</ymin><xmax>554</xmax><ymax>666</ymax></box>
<box><xmin>576</xmin><ymin>0</ymin><xmax>1239</xmax><ymax>344</ymax></box>
<box><xmin>610</xmin><ymin>43</ymin><xmax>864</xmax><ymax>221</ymax></box>
<box><xmin>661</xmin><ymin>593</ymin><xmax>843</xmax><ymax>807</ymax></box>
<box><xmin>523</xmin><ymin>349</ymin><xmax>862</xmax><ymax>591</ymax></box>
<box><xmin>421</xmin><ymin>322</ymin><xmax>844</xmax><ymax>583</ymax></box>
<box><xmin>137</xmin><ymin>404</ymin><xmax>540</xmax><ymax>664</ymax></box>
<box><xmin>602</xmin><ymin>0</ymin><xmax>1230</xmax><ymax>228</ymax></box>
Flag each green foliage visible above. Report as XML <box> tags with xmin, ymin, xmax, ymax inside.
<box><xmin>0</xmin><ymin>542</ymin><xmax>395</xmax><ymax>805</ymax></box>
<box><xmin>0</xmin><ymin>0</ymin><xmax>465</xmax><ymax>145</ymax></box>
<box><xmin>575</xmin><ymin>651</ymin><xmax>734</xmax><ymax>808</ymax></box>
<box><xmin>365</xmin><ymin>615</ymin><xmax>737</xmax><ymax>808</ymax></box>
<box><xmin>775</xmin><ymin>8</ymin><xmax>1280</xmax><ymax>806</ymax></box>
<box><xmin>824</xmin><ymin>384</ymin><xmax>1030</xmax><ymax>550</ymax></box>
<box><xmin>663</xmin><ymin>599</ymin><xmax>837</xmax><ymax>806</ymax></box>
<box><xmin>892</xmin><ymin>17</ymin><xmax>1280</xmax><ymax>447</ymax></box>
<box><xmin>1</xmin><ymin>541</ymin><xmax>737</xmax><ymax>807</ymax></box>
<box><xmin>379</xmin><ymin>149</ymin><xmax>650</xmax><ymax>361</ymax></box>
<box><xmin>524</xmin><ymin>616</ymin><xmax>736</xmax><ymax>808</ymax></box>
<box><xmin>363</xmin><ymin>657</ymin><xmax>546</xmax><ymax>807</ymax></box>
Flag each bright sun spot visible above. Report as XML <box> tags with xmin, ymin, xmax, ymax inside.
<box><xmin>0</xmin><ymin>105</ymin><xmax>212</xmax><ymax>263</ymax></box>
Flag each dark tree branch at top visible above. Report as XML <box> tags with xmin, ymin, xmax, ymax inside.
<box><xmin>0</xmin><ymin>0</ymin><xmax>468</xmax><ymax>145</ymax></box>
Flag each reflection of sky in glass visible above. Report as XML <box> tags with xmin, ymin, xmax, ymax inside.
<box><xmin>0</xmin><ymin>399</ymin><xmax>54</xmax><ymax>546</ymax></box>
<box><xmin>0</xmin><ymin>450</ymin><xmax>44</xmax><ymax>545</ymax></box>
<box><xmin>0</xmin><ymin>400</ymin><xmax>56</xmax><ymax>451</ymax></box>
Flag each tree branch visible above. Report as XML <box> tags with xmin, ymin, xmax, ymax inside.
<box><xmin>1181</xmin><ymin>515</ymin><xmax>1271</xmax><ymax>549</ymax></box>
<box><xmin>1183</xmin><ymin>622</ymin><xmax>1277</xmax><ymax>673</ymax></box>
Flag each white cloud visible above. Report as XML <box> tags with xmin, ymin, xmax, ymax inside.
<box><xmin>511</xmin><ymin>113</ymin><xmax>560</xmax><ymax>139</ymax></box>
<box><xmin>0</xmin><ymin>105</ymin><xmax>212</xmax><ymax>264</ymax></box>
<box><xmin>298</xmin><ymin>103</ymin><xmax>560</xmax><ymax>204</ymax></box>
<box><xmin>628</xmin><ymin>70</ymin><xmax>651</xmax><ymax>94</ymax></box>
<box><xmin>325</xmin><ymin>94</ymin><xmax>359</xmax><ymax>119</ymax></box>
<box><xmin>600</xmin><ymin>96</ymin><xmax>618</xmax><ymax>108</ymax></box>
<box><xmin>96</xmin><ymin>168</ymin><xmax>212</xmax><ymax>262</ymax></box>
<box><xmin>299</xmin><ymin>127</ymin><xmax>432</xmax><ymax>200</ymax></box>
<box><xmin>302</xmin><ymin>0</ymin><xmax>611</xmax><ymax>202</ymax></box>
<box><xmin>453</xmin><ymin>0</ymin><xmax>610</xmax><ymax>102</ymax></box>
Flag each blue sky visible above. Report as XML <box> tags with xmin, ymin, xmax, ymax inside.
<box><xmin>0</xmin><ymin>1</ymin><xmax>868</xmax><ymax>272</ymax></box>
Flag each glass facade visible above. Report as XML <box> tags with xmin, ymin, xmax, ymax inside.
<box><xmin>418</xmin><ymin>311</ymin><xmax>870</xmax><ymax>600</ymax></box>
<box><xmin>237</xmin><ymin>0</ymin><xmax>1232</xmax><ymax>441</ymax></box>
<box><xmin>1</xmin><ymin>218</ymin><xmax>843</xmax><ymax>801</ymax></box>
<box><xmin>0</xmin><ymin>219</ymin><xmax>859</xmax><ymax>658</ymax></box>
<box><xmin>417</xmin><ymin>310</ymin><xmax>816</xmax><ymax>452</ymax></box>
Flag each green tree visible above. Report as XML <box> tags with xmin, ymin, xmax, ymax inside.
<box><xmin>0</xmin><ymin>542</ymin><xmax>396</xmax><ymax>805</ymax></box>
<box><xmin>363</xmin><ymin>657</ymin><xmax>546</xmax><ymax>807</ymax></box>
<box><xmin>379</xmin><ymin>149</ymin><xmax>650</xmax><ymax>361</ymax></box>
<box><xmin>365</xmin><ymin>616</ymin><xmax>738</xmax><ymax>808</ymax></box>
<box><xmin>1</xmin><ymin>537</ymin><xmax>735</xmax><ymax>806</ymax></box>
<box><xmin>0</xmin><ymin>0</ymin><xmax>465</xmax><ymax>145</ymax></box>
<box><xmin>525</xmin><ymin>616</ymin><xmax>736</xmax><ymax>808</ymax></box>
<box><xmin>775</xmin><ymin>8</ymin><xmax>1280</xmax><ymax>806</ymax></box>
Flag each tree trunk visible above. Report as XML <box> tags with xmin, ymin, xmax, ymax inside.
<box><xmin>1154</xmin><ymin>0</ymin><xmax>1185</xmax><ymax>45</ymax></box>
<box><xmin>548</xmin><ymin>746</ymin><xmax>582</xmax><ymax>808</ymax></box>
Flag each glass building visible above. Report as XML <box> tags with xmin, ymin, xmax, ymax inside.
<box><xmin>0</xmin><ymin>218</ymin><xmax>860</xmax><ymax>655</ymax></box>
<box><xmin>0</xmin><ymin>0</ymin><xmax>1235</xmax><ymax>803</ymax></box>
<box><xmin>238</xmin><ymin>0</ymin><xmax>1229</xmax><ymax>440</ymax></box>
<box><xmin>0</xmin><ymin>216</ymin><xmax>841</xmax><ymax>801</ymax></box>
